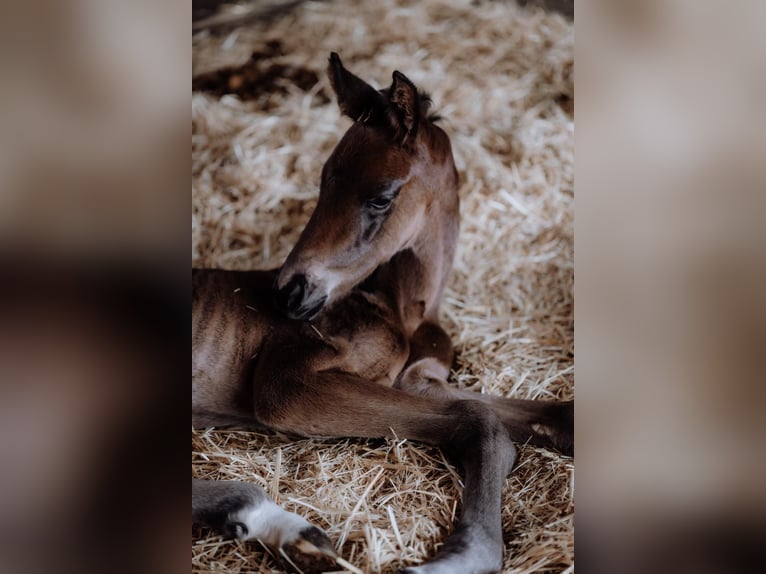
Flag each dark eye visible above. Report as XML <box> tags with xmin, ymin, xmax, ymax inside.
<box><xmin>367</xmin><ymin>195</ymin><xmax>394</xmax><ymax>212</ymax></box>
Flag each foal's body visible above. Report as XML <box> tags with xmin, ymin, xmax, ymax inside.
<box><xmin>193</xmin><ymin>54</ymin><xmax>572</xmax><ymax>574</ymax></box>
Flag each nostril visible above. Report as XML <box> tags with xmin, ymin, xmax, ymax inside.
<box><xmin>287</xmin><ymin>275</ymin><xmax>306</xmax><ymax>309</ymax></box>
<box><xmin>276</xmin><ymin>274</ymin><xmax>307</xmax><ymax>313</ymax></box>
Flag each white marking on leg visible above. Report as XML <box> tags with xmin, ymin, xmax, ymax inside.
<box><xmin>230</xmin><ymin>498</ymin><xmax>313</xmax><ymax>546</ymax></box>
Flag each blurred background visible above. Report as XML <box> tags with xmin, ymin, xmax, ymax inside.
<box><xmin>0</xmin><ymin>1</ymin><xmax>188</xmax><ymax>574</ymax></box>
<box><xmin>576</xmin><ymin>1</ymin><xmax>766</xmax><ymax>572</ymax></box>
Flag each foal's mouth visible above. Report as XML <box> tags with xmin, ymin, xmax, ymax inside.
<box><xmin>288</xmin><ymin>295</ymin><xmax>327</xmax><ymax>321</ymax></box>
<box><xmin>274</xmin><ymin>273</ymin><xmax>328</xmax><ymax>321</ymax></box>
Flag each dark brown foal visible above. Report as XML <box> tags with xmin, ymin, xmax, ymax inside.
<box><xmin>192</xmin><ymin>53</ymin><xmax>573</xmax><ymax>574</ymax></box>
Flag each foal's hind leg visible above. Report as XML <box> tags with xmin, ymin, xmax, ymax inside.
<box><xmin>253</xmin><ymin>373</ymin><xmax>516</xmax><ymax>574</ymax></box>
<box><xmin>396</xmin><ymin>322</ymin><xmax>574</xmax><ymax>456</ymax></box>
<box><xmin>192</xmin><ymin>479</ymin><xmax>336</xmax><ymax>573</ymax></box>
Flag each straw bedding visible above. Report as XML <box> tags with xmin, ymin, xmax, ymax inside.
<box><xmin>192</xmin><ymin>1</ymin><xmax>573</xmax><ymax>572</ymax></box>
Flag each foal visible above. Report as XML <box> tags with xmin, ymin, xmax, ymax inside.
<box><xmin>193</xmin><ymin>53</ymin><xmax>573</xmax><ymax>574</ymax></box>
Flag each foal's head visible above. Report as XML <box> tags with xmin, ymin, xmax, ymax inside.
<box><xmin>275</xmin><ymin>53</ymin><xmax>458</xmax><ymax>321</ymax></box>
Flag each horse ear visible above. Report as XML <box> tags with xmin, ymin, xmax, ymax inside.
<box><xmin>327</xmin><ymin>53</ymin><xmax>385</xmax><ymax>123</ymax></box>
<box><xmin>387</xmin><ymin>71</ymin><xmax>420</xmax><ymax>145</ymax></box>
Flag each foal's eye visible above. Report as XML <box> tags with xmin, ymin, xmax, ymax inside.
<box><xmin>367</xmin><ymin>195</ymin><xmax>394</xmax><ymax>212</ymax></box>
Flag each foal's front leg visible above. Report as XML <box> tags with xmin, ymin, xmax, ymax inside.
<box><xmin>254</xmin><ymin>370</ymin><xmax>516</xmax><ymax>574</ymax></box>
<box><xmin>192</xmin><ymin>479</ymin><xmax>337</xmax><ymax>573</ymax></box>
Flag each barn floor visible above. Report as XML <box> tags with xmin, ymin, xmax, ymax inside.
<box><xmin>192</xmin><ymin>1</ymin><xmax>573</xmax><ymax>572</ymax></box>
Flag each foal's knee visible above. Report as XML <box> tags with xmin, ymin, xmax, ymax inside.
<box><xmin>396</xmin><ymin>357</ymin><xmax>451</xmax><ymax>396</ymax></box>
<box><xmin>443</xmin><ymin>400</ymin><xmax>516</xmax><ymax>477</ymax></box>
<box><xmin>407</xmin><ymin>321</ymin><xmax>454</xmax><ymax>366</ymax></box>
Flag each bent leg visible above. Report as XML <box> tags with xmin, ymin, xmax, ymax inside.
<box><xmin>192</xmin><ymin>478</ymin><xmax>336</xmax><ymax>573</ymax></box>
<box><xmin>254</xmin><ymin>372</ymin><xmax>516</xmax><ymax>574</ymax></box>
<box><xmin>397</xmin><ymin>322</ymin><xmax>574</xmax><ymax>456</ymax></box>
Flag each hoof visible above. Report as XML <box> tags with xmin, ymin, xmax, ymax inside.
<box><xmin>278</xmin><ymin>526</ymin><xmax>338</xmax><ymax>574</ymax></box>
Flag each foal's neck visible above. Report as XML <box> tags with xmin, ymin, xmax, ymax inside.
<box><xmin>408</xmin><ymin>194</ymin><xmax>459</xmax><ymax>322</ymax></box>
<box><xmin>409</xmin><ymin>126</ymin><xmax>460</xmax><ymax>323</ymax></box>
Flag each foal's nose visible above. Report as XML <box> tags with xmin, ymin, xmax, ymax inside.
<box><xmin>275</xmin><ymin>273</ymin><xmax>328</xmax><ymax>320</ymax></box>
<box><xmin>275</xmin><ymin>273</ymin><xmax>307</xmax><ymax>316</ymax></box>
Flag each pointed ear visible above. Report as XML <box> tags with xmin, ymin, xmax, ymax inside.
<box><xmin>327</xmin><ymin>53</ymin><xmax>386</xmax><ymax>123</ymax></box>
<box><xmin>387</xmin><ymin>71</ymin><xmax>420</xmax><ymax>145</ymax></box>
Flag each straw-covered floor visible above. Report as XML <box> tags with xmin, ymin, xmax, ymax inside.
<box><xmin>192</xmin><ymin>0</ymin><xmax>573</xmax><ymax>572</ymax></box>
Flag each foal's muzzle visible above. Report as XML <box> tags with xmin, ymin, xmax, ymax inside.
<box><xmin>274</xmin><ymin>273</ymin><xmax>327</xmax><ymax>321</ymax></box>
